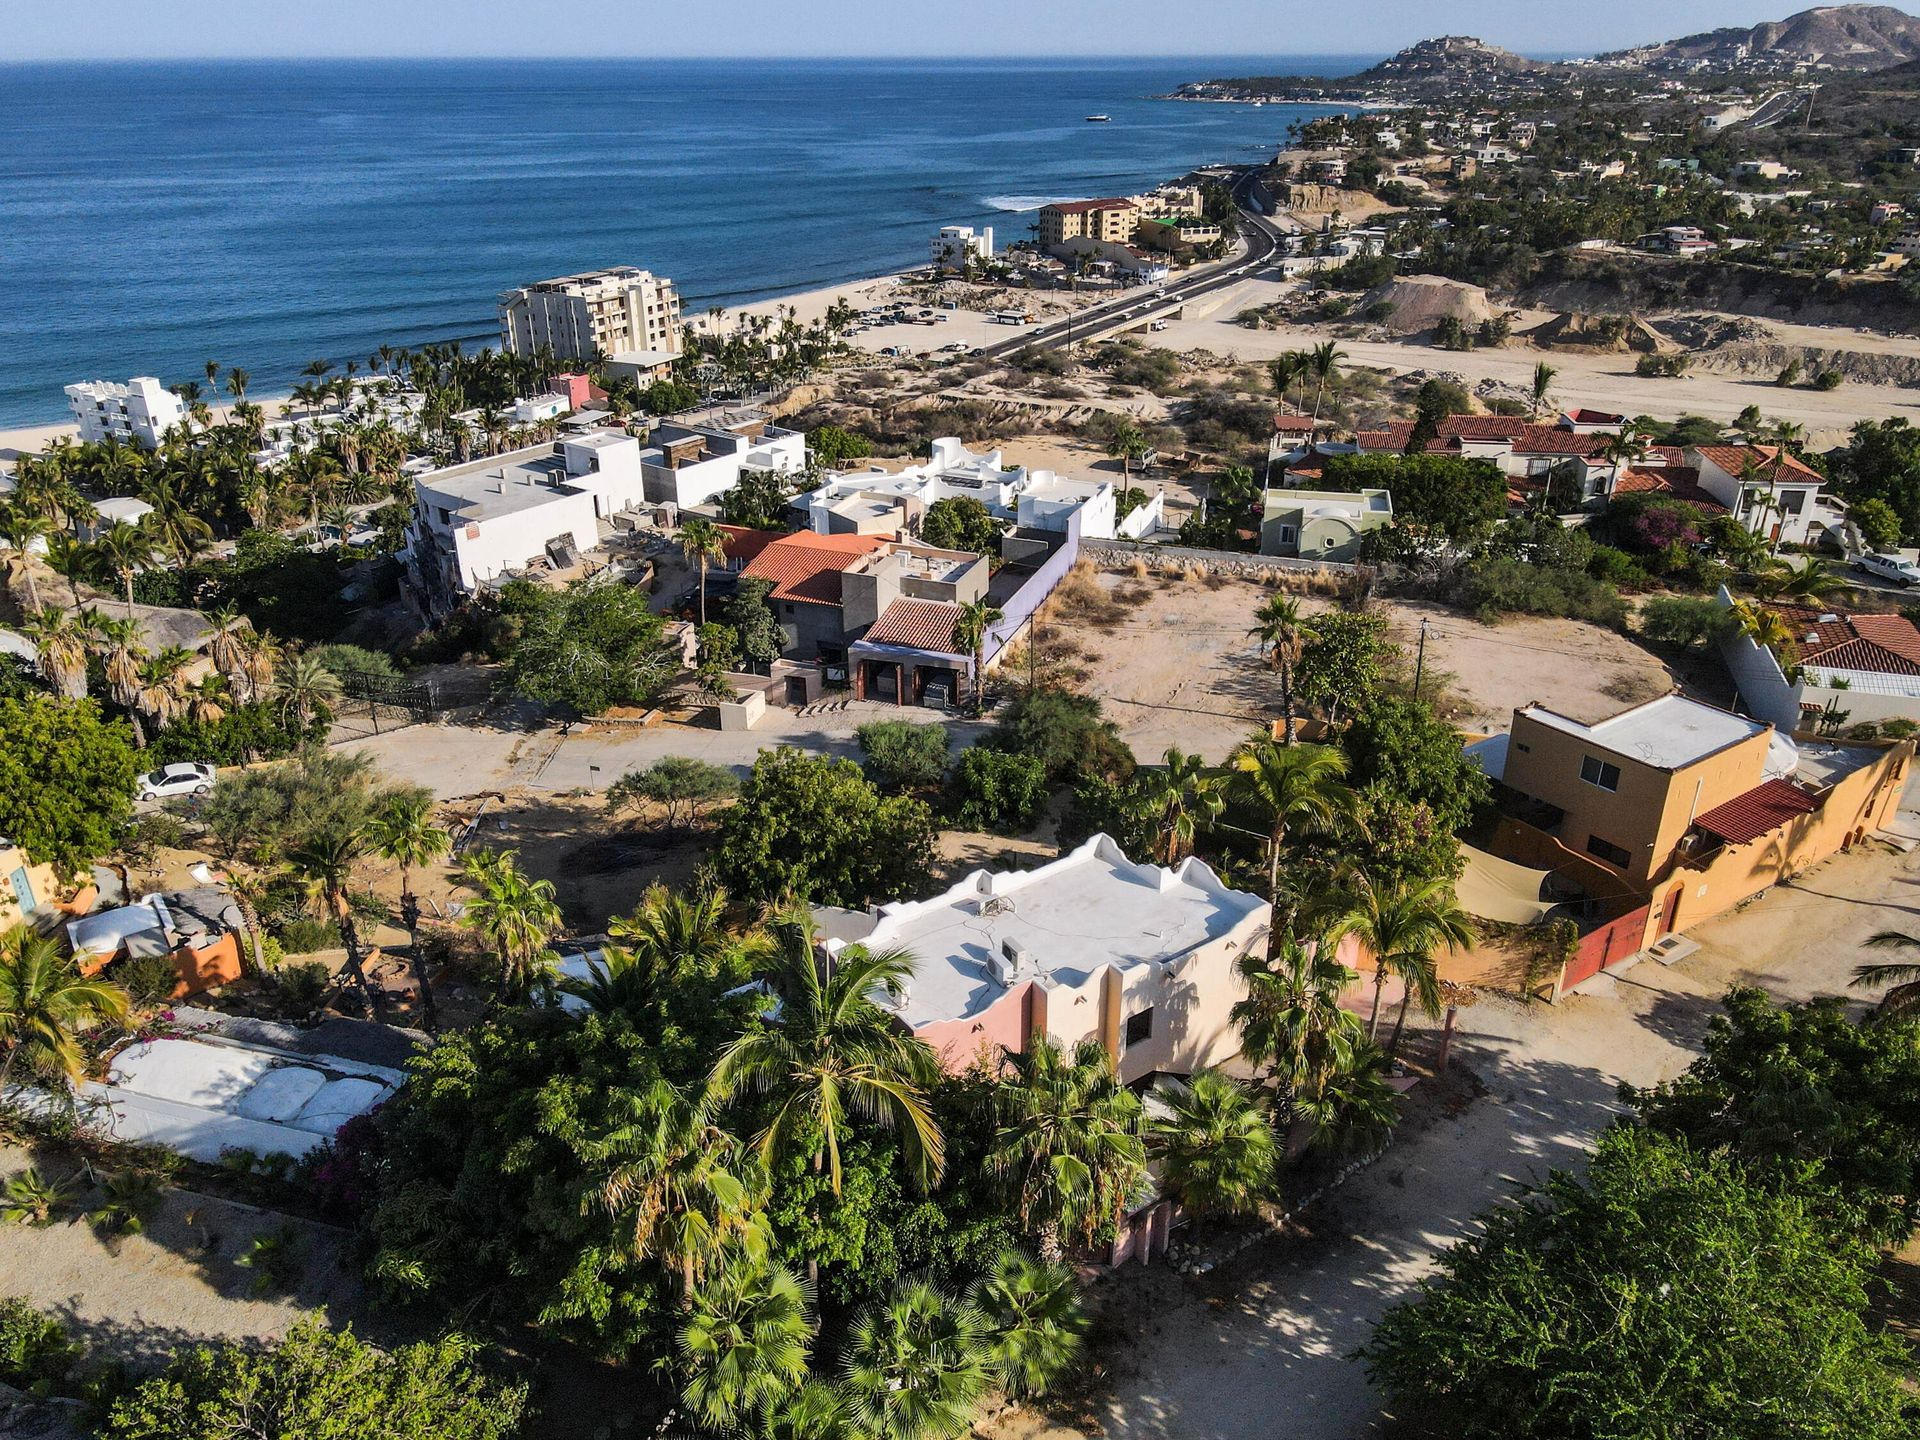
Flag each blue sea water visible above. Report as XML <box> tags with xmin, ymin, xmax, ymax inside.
<box><xmin>0</xmin><ymin>56</ymin><xmax>1374</xmax><ymax>427</ymax></box>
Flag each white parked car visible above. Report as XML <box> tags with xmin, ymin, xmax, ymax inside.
<box><xmin>136</xmin><ymin>762</ymin><xmax>216</xmax><ymax>802</ymax></box>
<box><xmin>1853</xmin><ymin>552</ymin><xmax>1920</xmax><ymax>588</ymax></box>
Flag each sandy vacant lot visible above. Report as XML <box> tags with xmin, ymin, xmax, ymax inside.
<box><xmin>1051</xmin><ymin>572</ymin><xmax>1679</xmax><ymax>761</ymax></box>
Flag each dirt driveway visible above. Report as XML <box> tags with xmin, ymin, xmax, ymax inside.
<box><xmin>1059</xmin><ymin>574</ymin><xmax>1680</xmax><ymax>760</ymax></box>
<box><xmin>1045</xmin><ymin>811</ymin><xmax>1920</xmax><ymax>1440</ymax></box>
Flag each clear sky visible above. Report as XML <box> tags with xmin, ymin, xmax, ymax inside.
<box><xmin>0</xmin><ymin>1</ymin><xmax>1829</xmax><ymax>61</ymax></box>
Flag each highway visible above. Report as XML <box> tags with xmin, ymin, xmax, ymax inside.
<box><xmin>973</xmin><ymin>169</ymin><xmax>1285</xmax><ymax>360</ymax></box>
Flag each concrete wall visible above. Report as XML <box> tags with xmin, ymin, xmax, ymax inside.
<box><xmin>1716</xmin><ymin>585</ymin><xmax>1803</xmax><ymax>731</ymax></box>
<box><xmin>1115</xmin><ymin>490</ymin><xmax>1165</xmax><ymax>540</ymax></box>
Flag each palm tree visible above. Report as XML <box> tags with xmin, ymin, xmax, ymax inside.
<box><xmin>92</xmin><ymin>613</ymin><xmax>147</xmax><ymax>742</ymax></box>
<box><xmin>1529</xmin><ymin>361</ymin><xmax>1558</xmax><ymax>421</ymax></box>
<box><xmin>226</xmin><ymin>366</ymin><xmax>249</xmax><ymax>402</ymax></box>
<box><xmin>458</xmin><ymin>848</ymin><xmax>562</xmax><ymax>1002</ymax></box>
<box><xmin>1728</xmin><ymin>598</ymin><xmax>1801</xmax><ymax>678</ymax></box>
<box><xmin>1138</xmin><ymin>746</ymin><xmax>1226</xmax><ymax>864</ymax></box>
<box><xmin>21</xmin><ymin>607</ymin><xmax>92</xmax><ymax>700</ymax></box>
<box><xmin>1231</xmin><ymin>933</ymin><xmax>1367</xmax><ymax>1126</ymax></box>
<box><xmin>1325</xmin><ymin>873</ymin><xmax>1474</xmax><ymax>1053</ymax></box>
<box><xmin>1296</xmin><ymin>1042</ymin><xmax>1400</xmax><ymax>1154</ymax></box>
<box><xmin>952</xmin><ymin>599</ymin><xmax>1004</xmax><ymax>718</ymax></box>
<box><xmin>1852</xmin><ymin>930</ymin><xmax>1920</xmax><ymax>1019</ymax></box>
<box><xmin>709</xmin><ymin>907</ymin><xmax>944</xmax><ymax>1196</ymax></box>
<box><xmin>842</xmin><ymin>1280</ymin><xmax>991</xmax><ymax>1440</ymax></box>
<box><xmin>591</xmin><ymin>1077</ymin><xmax>771</xmax><ymax>1306</ymax></box>
<box><xmin>0</xmin><ymin>502</ymin><xmax>50</xmax><ymax>613</ymax></box>
<box><xmin>1268</xmin><ymin>351</ymin><xmax>1310</xmax><ymax>413</ymax></box>
<box><xmin>89</xmin><ymin>521</ymin><xmax>163</xmax><ymax>619</ymax></box>
<box><xmin>133</xmin><ymin>646</ymin><xmax>194</xmax><ymax>739</ymax></box>
<box><xmin>287</xmin><ymin>824</ymin><xmax>383</xmax><ymax>1019</ymax></box>
<box><xmin>1247</xmin><ymin>594</ymin><xmax>1318</xmax><ymax>743</ymax></box>
<box><xmin>203</xmin><ymin>604</ymin><xmax>247</xmax><ymax>696</ymax></box>
<box><xmin>1230</xmin><ymin>738</ymin><xmax>1363</xmax><ymax>918</ymax></box>
<box><xmin>677</xmin><ymin>516</ymin><xmax>728</xmax><ymax>627</ymax></box>
<box><xmin>1307</xmin><ymin>341</ymin><xmax>1346</xmax><ymax>423</ymax></box>
<box><xmin>1148</xmin><ymin>1069</ymin><xmax>1278</xmax><ymax>1216</ymax></box>
<box><xmin>271</xmin><ymin>650</ymin><xmax>344</xmax><ymax>732</ymax></box>
<box><xmin>235</xmin><ymin>627</ymin><xmax>279</xmax><ymax>705</ymax></box>
<box><xmin>0</xmin><ymin>926</ymin><xmax>131</xmax><ymax>1090</ymax></box>
<box><xmin>363</xmin><ymin>793</ymin><xmax>451</xmax><ymax>1031</ymax></box>
<box><xmin>970</xmin><ymin>1249</ymin><xmax>1086</xmax><ymax>1399</ymax></box>
<box><xmin>41</xmin><ymin>532</ymin><xmax>94</xmax><ymax>608</ymax></box>
<box><xmin>1104</xmin><ymin>419</ymin><xmax>1150</xmax><ymax>480</ymax></box>
<box><xmin>988</xmin><ymin>1036</ymin><xmax>1146</xmax><ymax>1262</ymax></box>
<box><xmin>678</xmin><ymin>1256</ymin><xmax>812</xmax><ymax>1432</ymax></box>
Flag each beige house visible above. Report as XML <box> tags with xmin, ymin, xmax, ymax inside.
<box><xmin>824</xmin><ymin>835</ymin><xmax>1269</xmax><ymax>1080</ymax></box>
<box><xmin>498</xmin><ymin>266</ymin><xmax>682</xmax><ymax>362</ymax></box>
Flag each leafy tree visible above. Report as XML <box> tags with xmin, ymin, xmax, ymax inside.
<box><xmin>606</xmin><ymin>756</ymin><xmax>739</xmax><ymax>829</ymax></box>
<box><xmin>920</xmin><ymin>497</ymin><xmax>1005</xmax><ymax>556</ymax></box>
<box><xmin>1343</xmin><ymin>694</ymin><xmax>1490</xmax><ymax>843</ymax></box>
<box><xmin>947</xmin><ymin>747</ymin><xmax>1047</xmax><ymax>833</ymax></box>
<box><xmin>711</xmin><ymin>908</ymin><xmax>945</xmax><ymax>1197</ymax></box>
<box><xmin>1637</xmin><ymin>595</ymin><xmax>1733</xmax><ymax>650</ymax></box>
<box><xmin>810</xmin><ymin>424</ymin><xmax>874</xmax><ymax>468</ymax></box>
<box><xmin>857</xmin><ymin>719</ymin><xmax>951</xmax><ymax>792</ymax></box>
<box><xmin>988</xmin><ymin>1037</ymin><xmax>1146</xmax><ymax>1261</ymax></box>
<box><xmin>99</xmin><ymin>1320</ymin><xmax>529</xmax><ymax>1440</ymax></box>
<box><xmin>715</xmin><ymin>749</ymin><xmax>935</xmax><ymax>908</ymax></box>
<box><xmin>970</xmin><ymin>1249</ymin><xmax>1086</xmax><ymax>1399</ymax></box>
<box><xmin>0</xmin><ymin>695</ymin><xmax>136</xmax><ymax>877</ymax></box>
<box><xmin>1850</xmin><ymin>496</ymin><xmax>1903</xmax><ymax>551</ymax></box>
<box><xmin>1625</xmin><ymin>987</ymin><xmax>1920</xmax><ymax>1246</ymax></box>
<box><xmin>991</xmin><ymin>686</ymin><xmax>1134</xmax><ymax>785</ymax></box>
<box><xmin>1321</xmin><ymin>454</ymin><xmax>1506</xmax><ymax>540</ymax></box>
<box><xmin>1361</xmin><ymin>1128</ymin><xmax>1917</xmax><ymax>1440</ymax></box>
<box><xmin>199</xmin><ymin>746</ymin><xmax>403</xmax><ymax>866</ymax></box>
<box><xmin>1833</xmin><ymin>417</ymin><xmax>1920</xmax><ymax>541</ymax></box>
<box><xmin>307</xmin><ymin>643</ymin><xmax>399</xmax><ymax>684</ymax></box>
<box><xmin>1294</xmin><ymin>611</ymin><xmax>1390</xmax><ymax>725</ymax></box>
<box><xmin>725</xmin><ymin>575</ymin><xmax>784</xmax><ymax>669</ymax></box>
<box><xmin>0</xmin><ymin>926</ymin><xmax>131</xmax><ymax>1090</ymax></box>
<box><xmin>678</xmin><ymin>1258</ymin><xmax>813</xmax><ymax>1432</ymax></box>
<box><xmin>1147</xmin><ymin>1070</ymin><xmax>1277</xmax><ymax>1216</ymax></box>
<box><xmin>505</xmin><ymin>580</ymin><xmax>677</xmax><ymax>716</ymax></box>
<box><xmin>842</xmin><ymin>1280</ymin><xmax>991</xmax><ymax>1440</ymax></box>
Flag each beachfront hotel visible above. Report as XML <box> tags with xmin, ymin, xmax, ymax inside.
<box><xmin>498</xmin><ymin>266</ymin><xmax>683</xmax><ymax>363</ymax></box>
<box><xmin>64</xmin><ymin>376</ymin><xmax>187</xmax><ymax>450</ymax></box>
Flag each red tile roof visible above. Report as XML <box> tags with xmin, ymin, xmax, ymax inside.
<box><xmin>1272</xmin><ymin>414</ymin><xmax>1317</xmax><ymax>433</ymax></box>
<box><xmin>739</xmin><ymin>532</ymin><xmax>888</xmax><ymax>607</ymax></box>
<box><xmin>1354</xmin><ymin>418</ymin><xmax>1610</xmax><ymax>458</ymax></box>
<box><xmin>863</xmin><ymin>598</ymin><xmax>964</xmax><ymax>654</ymax></box>
<box><xmin>1691</xmin><ymin>779</ymin><xmax>1820</xmax><ymax>847</ymax></box>
<box><xmin>1772</xmin><ymin>604</ymin><xmax>1920</xmax><ymax>676</ymax></box>
<box><xmin>1565</xmin><ymin>407</ymin><xmax>1626</xmax><ymax>425</ymax></box>
<box><xmin>1612</xmin><ymin>466</ymin><xmax>1727</xmax><ymax>511</ymax></box>
<box><xmin>1694</xmin><ymin>445</ymin><xmax>1824</xmax><ymax>485</ymax></box>
<box><xmin>719</xmin><ymin>525</ymin><xmax>781</xmax><ymax>565</ymax></box>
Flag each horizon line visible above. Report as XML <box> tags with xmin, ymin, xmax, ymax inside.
<box><xmin>0</xmin><ymin>48</ymin><xmax>1532</xmax><ymax>64</ymax></box>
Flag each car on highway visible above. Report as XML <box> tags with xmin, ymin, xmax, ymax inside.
<box><xmin>136</xmin><ymin>762</ymin><xmax>216</xmax><ymax>802</ymax></box>
<box><xmin>1854</xmin><ymin>552</ymin><xmax>1920</xmax><ymax>587</ymax></box>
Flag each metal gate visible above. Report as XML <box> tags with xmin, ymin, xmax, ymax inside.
<box><xmin>330</xmin><ymin>671</ymin><xmax>441</xmax><ymax>740</ymax></box>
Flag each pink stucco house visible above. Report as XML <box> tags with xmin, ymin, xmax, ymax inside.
<box><xmin>823</xmin><ymin>834</ymin><xmax>1269</xmax><ymax>1081</ymax></box>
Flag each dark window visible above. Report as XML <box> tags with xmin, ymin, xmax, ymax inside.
<box><xmin>1580</xmin><ymin>755</ymin><xmax>1621</xmax><ymax>791</ymax></box>
<box><xmin>1123</xmin><ymin>1008</ymin><xmax>1154</xmax><ymax>1049</ymax></box>
<box><xmin>1586</xmin><ymin>834</ymin><xmax>1632</xmax><ymax>869</ymax></box>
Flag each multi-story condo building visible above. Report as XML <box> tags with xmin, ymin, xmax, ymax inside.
<box><xmin>498</xmin><ymin>267</ymin><xmax>683</xmax><ymax>362</ymax></box>
<box><xmin>64</xmin><ymin>378</ymin><xmax>186</xmax><ymax>450</ymax></box>
<box><xmin>1038</xmin><ymin>198</ymin><xmax>1139</xmax><ymax>249</ymax></box>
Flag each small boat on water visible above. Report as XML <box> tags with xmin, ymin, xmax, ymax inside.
<box><xmin>1085</xmin><ymin>114</ymin><xmax>1111</xmax><ymax>123</ymax></box>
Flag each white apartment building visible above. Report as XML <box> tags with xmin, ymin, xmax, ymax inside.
<box><xmin>794</xmin><ymin>437</ymin><xmax>1118</xmax><ymax>540</ymax></box>
<box><xmin>498</xmin><ymin>267</ymin><xmax>683</xmax><ymax>362</ymax></box>
<box><xmin>637</xmin><ymin>417</ymin><xmax>808</xmax><ymax>509</ymax></box>
<box><xmin>404</xmin><ymin>431</ymin><xmax>651</xmax><ymax>610</ymax></box>
<box><xmin>931</xmin><ymin>225</ymin><xmax>993</xmax><ymax>272</ymax></box>
<box><xmin>65</xmin><ymin>378</ymin><xmax>186</xmax><ymax>450</ymax></box>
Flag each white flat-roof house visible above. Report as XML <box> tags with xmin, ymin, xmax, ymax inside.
<box><xmin>932</xmin><ymin>225</ymin><xmax>994</xmax><ymax>272</ymax></box>
<box><xmin>825</xmin><ymin>834</ymin><xmax>1268</xmax><ymax>1080</ymax></box>
<box><xmin>65</xmin><ymin>377</ymin><xmax>186</xmax><ymax>450</ymax></box>
<box><xmin>639</xmin><ymin>418</ymin><xmax>808</xmax><ymax>510</ymax></box>
<box><xmin>403</xmin><ymin>432</ymin><xmax>650</xmax><ymax>611</ymax></box>
<box><xmin>794</xmin><ymin>438</ymin><xmax>1118</xmax><ymax>540</ymax></box>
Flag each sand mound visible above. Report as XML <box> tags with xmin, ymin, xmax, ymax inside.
<box><xmin>1362</xmin><ymin>275</ymin><xmax>1497</xmax><ymax>336</ymax></box>
<box><xmin>1524</xmin><ymin>311</ymin><xmax>1676</xmax><ymax>354</ymax></box>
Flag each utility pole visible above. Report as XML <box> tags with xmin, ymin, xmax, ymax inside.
<box><xmin>1413</xmin><ymin>618</ymin><xmax>1429</xmax><ymax>700</ymax></box>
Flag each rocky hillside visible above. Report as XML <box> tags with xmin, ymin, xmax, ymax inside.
<box><xmin>1356</xmin><ymin>35</ymin><xmax>1559</xmax><ymax>82</ymax></box>
<box><xmin>1602</xmin><ymin>5</ymin><xmax>1920</xmax><ymax>71</ymax></box>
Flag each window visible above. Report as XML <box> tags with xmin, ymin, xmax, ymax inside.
<box><xmin>1586</xmin><ymin>834</ymin><xmax>1632</xmax><ymax>869</ymax></box>
<box><xmin>1580</xmin><ymin>755</ymin><xmax>1621</xmax><ymax>791</ymax></box>
<box><xmin>1123</xmin><ymin>1007</ymin><xmax>1154</xmax><ymax>1050</ymax></box>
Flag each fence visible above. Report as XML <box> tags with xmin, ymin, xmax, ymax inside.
<box><xmin>1114</xmin><ymin>490</ymin><xmax>1166</xmax><ymax>540</ymax></box>
<box><xmin>1558</xmin><ymin>900</ymin><xmax>1653</xmax><ymax>992</ymax></box>
<box><xmin>330</xmin><ymin>671</ymin><xmax>446</xmax><ymax>740</ymax></box>
<box><xmin>982</xmin><ymin>512</ymin><xmax>1085</xmax><ymax>667</ymax></box>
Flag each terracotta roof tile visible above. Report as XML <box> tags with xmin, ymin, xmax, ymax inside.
<box><xmin>740</xmin><ymin>532</ymin><xmax>888</xmax><ymax>607</ymax></box>
<box><xmin>1692</xmin><ymin>778</ymin><xmax>1820</xmax><ymax>847</ymax></box>
<box><xmin>863</xmin><ymin>598</ymin><xmax>964</xmax><ymax>654</ymax></box>
<box><xmin>1695</xmin><ymin>444</ymin><xmax>1824</xmax><ymax>484</ymax></box>
<box><xmin>1613</xmin><ymin>466</ymin><xmax>1727</xmax><ymax>511</ymax></box>
<box><xmin>1772</xmin><ymin>605</ymin><xmax>1920</xmax><ymax>676</ymax></box>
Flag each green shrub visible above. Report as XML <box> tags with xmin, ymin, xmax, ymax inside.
<box><xmin>857</xmin><ymin>720</ymin><xmax>952</xmax><ymax>792</ymax></box>
<box><xmin>273</xmin><ymin>961</ymin><xmax>333</xmax><ymax>1021</ymax></box>
<box><xmin>948</xmin><ymin>748</ymin><xmax>1048</xmax><ymax>833</ymax></box>
<box><xmin>1813</xmin><ymin>369</ymin><xmax>1844</xmax><ymax>391</ymax></box>
<box><xmin>0</xmin><ymin>1297</ymin><xmax>81</xmax><ymax>1396</ymax></box>
<box><xmin>308</xmin><ymin>644</ymin><xmax>399</xmax><ymax>683</ymax></box>
<box><xmin>116</xmin><ymin>951</ymin><xmax>181</xmax><ymax>1006</ymax></box>
<box><xmin>274</xmin><ymin>918</ymin><xmax>341</xmax><ymax>954</ymax></box>
<box><xmin>1637</xmin><ymin>596</ymin><xmax>1732</xmax><ymax>649</ymax></box>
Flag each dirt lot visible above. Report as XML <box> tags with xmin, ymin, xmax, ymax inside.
<box><xmin>1042</xmin><ymin>571</ymin><xmax>1680</xmax><ymax>761</ymax></box>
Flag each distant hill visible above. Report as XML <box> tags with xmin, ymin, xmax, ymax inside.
<box><xmin>1356</xmin><ymin>35</ymin><xmax>1560</xmax><ymax>82</ymax></box>
<box><xmin>1601</xmin><ymin>5</ymin><xmax>1920</xmax><ymax>71</ymax></box>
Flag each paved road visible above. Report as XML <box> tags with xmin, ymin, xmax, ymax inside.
<box><xmin>1089</xmin><ymin>810</ymin><xmax>1920</xmax><ymax>1440</ymax></box>
<box><xmin>974</xmin><ymin>171</ymin><xmax>1284</xmax><ymax>362</ymax></box>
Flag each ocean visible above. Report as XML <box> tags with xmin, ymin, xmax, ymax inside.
<box><xmin>0</xmin><ymin>56</ymin><xmax>1372</xmax><ymax>428</ymax></box>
